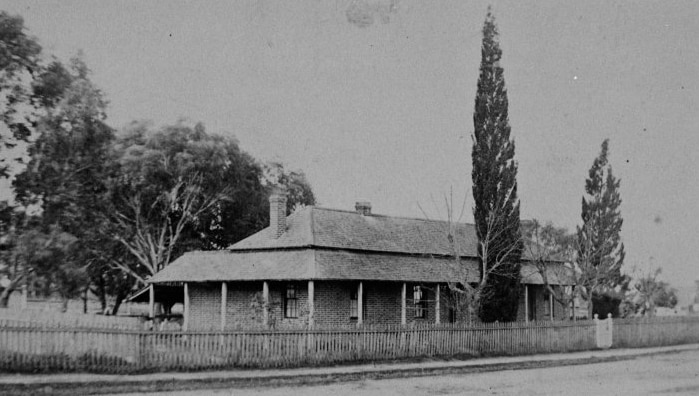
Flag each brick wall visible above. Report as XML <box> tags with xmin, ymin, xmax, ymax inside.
<box><xmin>365</xmin><ymin>282</ymin><xmax>402</xmax><ymax>325</ymax></box>
<box><xmin>186</xmin><ymin>280</ymin><xmax>570</xmax><ymax>330</ymax></box>
<box><xmin>189</xmin><ymin>283</ymin><xmax>221</xmax><ymax>330</ymax></box>
<box><xmin>314</xmin><ymin>281</ymin><xmax>354</xmax><ymax>327</ymax></box>
<box><xmin>225</xmin><ymin>282</ymin><xmax>264</xmax><ymax>329</ymax></box>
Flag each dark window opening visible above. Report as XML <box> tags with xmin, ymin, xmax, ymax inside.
<box><xmin>284</xmin><ymin>284</ymin><xmax>298</xmax><ymax>318</ymax></box>
<box><xmin>528</xmin><ymin>287</ymin><xmax>537</xmax><ymax>321</ymax></box>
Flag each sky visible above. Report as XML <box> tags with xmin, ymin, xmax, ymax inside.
<box><xmin>1</xmin><ymin>0</ymin><xmax>698</xmax><ymax>288</ymax></box>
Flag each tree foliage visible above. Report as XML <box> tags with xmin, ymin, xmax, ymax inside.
<box><xmin>12</xmin><ymin>56</ymin><xmax>113</xmax><ymax>309</ymax></box>
<box><xmin>108</xmin><ymin>121</ymin><xmax>316</xmax><ymax>287</ymax></box>
<box><xmin>471</xmin><ymin>9</ymin><xmax>522</xmax><ymax>322</ymax></box>
<box><xmin>624</xmin><ymin>266</ymin><xmax>678</xmax><ymax>317</ymax></box>
<box><xmin>576</xmin><ymin>139</ymin><xmax>626</xmax><ymax>317</ymax></box>
<box><xmin>0</xmin><ymin>11</ymin><xmax>42</xmax><ymax>177</ymax></box>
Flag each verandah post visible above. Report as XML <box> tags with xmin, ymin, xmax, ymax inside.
<box><xmin>221</xmin><ymin>282</ymin><xmax>228</xmax><ymax>331</ymax></box>
<box><xmin>358</xmin><ymin>281</ymin><xmax>363</xmax><ymax>325</ymax></box>
<box><xmin>308</xmin><ymin>280</ymin><xmax>315</xmax><ymax>328</ymax></box>
<box><xmin>524</xmin><ymin>285</ymin><xmax>529</xmax><ymax>323</ymax></box>
<box><xmin>263</xmin><ymin>281</ymin><xmax>270</xmax><ymax>327</ymax></box>
<box><xmin>435</xmin><ymin>284</ymin><xmax>440</xmax><ymax>324</ymax></box>
<box><xmin>401</xmin><ymin>282</ymin><xmax>406</xmax><ymax>326</ymax></box>
<box><xmin>183</xmin><ymin>282</ymin><xmax>190</xmax><ymax>331</ymax></box>
<box><xmin>549</xmin><ymin>292</ymin><xmax>554</xmax><ymax>321</ymax></box>
<box><xmin>148</xmin><ymin>284</ymin><xmax>155</xmax><ymax>320</ymax></box>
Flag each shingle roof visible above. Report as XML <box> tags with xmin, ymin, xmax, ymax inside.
<box><xmin>520</xmin><ymin>262</ymin><xmax>574</xmax><ymax>285</ymax></box>
<box><xmin>149</xmin><ymin>249</ymin><xmax>481</xmax><ymax>284</ymax></box>
<box><xmin>149</xmin><ymin>205</ymin><xmax>571</xmax><ymax>285</ymax></box>
<box><xmin>230</xmin><ymin>206</ymin><xmax>479</xmax><ymax>257</ymax></box>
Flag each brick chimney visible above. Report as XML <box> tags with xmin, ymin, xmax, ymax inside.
<box><xmin>269</xmin><ymin>187</ymin><xmax>288</xmax><ymax>238</ymax></box>
<box><xmin>355</xmin><ymin>201</ymin><xmax>372</xmax><ymax>216</ymax></box>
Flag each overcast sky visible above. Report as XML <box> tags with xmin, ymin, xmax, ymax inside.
<box><xmin>2</xmin><ymin>0</ymin><xmax>698</xmax><ymax>288</ymax></box>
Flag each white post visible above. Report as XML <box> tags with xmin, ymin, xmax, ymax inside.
<box><xmin>524</xmin><ymin>285</ymin><xmax>529</xmax><ymax>323</ymax></box>
<box><xmin>183</xmin><ymin>282</ymin><xmax>190</xmax><ymax>331</ymax></box>
<box><xmin>549</xmin><ymin>292</ymin><xmax>554</xmax><ymax>321</ymax></box>
<box><xmin>435</xmin><ymin>284</ymin><xmax>441</xmax><ymax>324</ymax></box>
<box><xmin>148</xmin><ymin>284</ymin><xmax>155</xmax><ymax>319</ymax></box>
<box><xmin>263</xmin><ymin>281</ymin><xmax>269</xmax><ymax>327</ymax></box>
<box><xmin>358</xmin><ymin>282</ymin><xmax>363</xmax><ymax>325</ymax></box>
<box><xmin>401</xmin><ymin>282</ymin><xmax>407</xmax><ymax>326</ymax></box>
<box><xmin>308</xmin><ymin>280</ymin><xmax>315</xmax><ymax>328</ymax></box>
<box><xmin>221</xmin><ymin>282</ymin><xmax>228</xmax><ymax>331</ymax></box>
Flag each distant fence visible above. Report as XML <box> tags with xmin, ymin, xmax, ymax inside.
<box><xmin>0</xmin><ymin>309</ymin><xmax>144</xmax><ymax>330</ymax></box>
<box><xmin>1</xmin><ymin>317</ymin><xmax>698</xmax><ymax>373</ymax></box>
<box><xmin>613</xmin><ymin>316</ymin><xmax>699</xmax><ymax>348</ymax></box>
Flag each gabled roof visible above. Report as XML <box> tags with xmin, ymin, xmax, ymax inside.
<box><xmin>230</xmin><ymin>206</ymin><xmax>479</xmax><ymax>257</ymax></box>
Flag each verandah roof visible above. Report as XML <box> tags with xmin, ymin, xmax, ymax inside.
<box><xmin>148</xmin><ymin>248</ymin><xmax>571</xmax><ymax>285</ymax></box>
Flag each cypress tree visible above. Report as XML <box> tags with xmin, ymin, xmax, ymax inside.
<box><xmin>471</xmin><ymin>9</ymin><xmax>523</xmax><ymax>322</ymax></box>
<box><xmin>577</xmin><ymin>139</ymin><xmax>625</xmax><ymax>317</ymax></box>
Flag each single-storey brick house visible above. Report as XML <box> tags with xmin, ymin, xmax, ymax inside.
<box><xmin>145</xmin><ymin>191</ymin><xmax>570</xmax><ymax>330</ymax></box>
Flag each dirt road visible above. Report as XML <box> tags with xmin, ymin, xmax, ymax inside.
<box><xmin>115</xmin><ymin>349</ymin><xmax>699</xmax><ymax>395</ymax></box>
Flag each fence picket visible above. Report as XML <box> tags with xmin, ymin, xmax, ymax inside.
<box><xmin>1</xmin><ymin>317</ymin><xmax>698</xmax><ymax>372</ymax></box>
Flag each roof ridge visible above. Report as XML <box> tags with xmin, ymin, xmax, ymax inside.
<box><xmin>311</xmin><ymin>205</ymin><xmax>476</xmax><ymax>226</ymax></box>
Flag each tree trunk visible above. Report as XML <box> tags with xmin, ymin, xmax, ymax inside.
<box><xmin>95</xmin><ymin>275</ymin><xmax>107</xmax><ymax>312</ymax></box>
<box><xmin>111</xmin><ymin>289</ymin><xmax>128</xmax><ymax>316</ymax></box>
<box><xmin>0</xmin><ymin>288</ymin><xmax>12</xmax><ymax>308</ymax></box>
<box><xmin>61</xmin><ymin>298</ymin><xmax>69</xmax><ymax>313</ymax></box>
<box><xmin>82</xmin><ymin>289</ymin><xmax>88</xmax><ymax>314</ymax></box>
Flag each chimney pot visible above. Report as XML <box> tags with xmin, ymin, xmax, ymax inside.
<box><xmin>269</xmin><ymin>187</ymin><xmax>288</xmax><ymax>238</ymax></box>
<box><xmin>355</xmin><ymin>201</ymin><xmax>372</xmax><ymax>216</ymax></box>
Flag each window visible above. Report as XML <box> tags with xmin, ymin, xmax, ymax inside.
<box><xmin>544</xmin><ymin>290</ymin><xmax>554</xmax><ymax>318</ymax></box>
<box><xmin>527</xmin><ymin>286</ymin><xmax>537</xmax><ymax>321</ymax></box>
<box><xmin>413</xmin><ymin>286</ymin><xmax>427</xmax><ymax>318</ymax></box>
<box><xmin>284</xmin><ymin>284</ymin><xmax>298</xmax><ymax>318</ymax></box>
<box><xmin>350</xmin><ymin>290</ymin><xmax>358</xmax><ymax>319</ymax></box>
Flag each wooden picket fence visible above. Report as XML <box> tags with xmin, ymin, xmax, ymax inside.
<box><xmin>0</xmin><ymin>317</ymin><xmax>697</xmax><ymax>373</ymax></box>
<box><xmin>613</xmin><ymin>316</ymin><xmax>699</xmax><ymax>348</ymax></box>
<box><xmin>0</xmin><ymin>309</ymin><xmax>144</xmax><ymax>330</ymax></box>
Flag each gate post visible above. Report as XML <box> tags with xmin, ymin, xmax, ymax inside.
<box><xmin>594</xmin><ymin>313</ymin><xmax>613</xmax><ymax>349</ymax></box>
